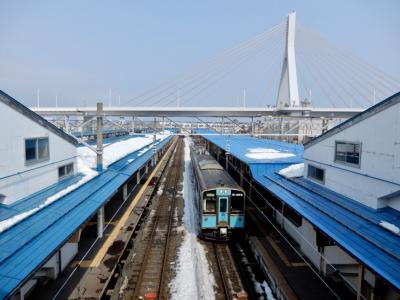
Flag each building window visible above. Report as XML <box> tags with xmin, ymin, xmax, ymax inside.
<box><xmin>25</xmin><ymin>137</ymin><xmax>49</xmax><ymax>164</ymax></box>
<box><xmin>307</xmin><ymin>164</ymin><xmax>325</xmax><ymax>183</ymax></box>
<box><xmin>58</xmin><ymin>163</ymin><xmax>74</xmax><ymax>179</ymax></box>
<box><xmin>335</xmin><ymin>141</ymin><xmax>361</xmax><ymax>166</ymax></box>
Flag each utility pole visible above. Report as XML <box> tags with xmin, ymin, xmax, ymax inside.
<box><xmin>152</xmin><ymin>117</ymin><xmax>157</xmax><ymax>166</ymax></box>
<box><xmin>96</xmin><ymin>102</ymin><xmax>103</xmax><ymax>172</ymax></box>
<box><xmin>55</xmin><ymin>94</ymin><xmax>58</xmax><ymax>107</ymax></box>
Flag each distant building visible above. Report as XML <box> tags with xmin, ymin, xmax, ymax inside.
<box><xmin>0</xmin><ymin>91</ymin><xmax>78</xmax><ymax>205</ymax></box>
<box><xmin>304</xmin><ymin>92</ymin><xmax>400</xmax><ymax>210</ymax></box>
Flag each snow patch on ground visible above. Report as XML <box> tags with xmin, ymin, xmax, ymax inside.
<box><xmin>278</xmin><ymin>163</ymin><xmax>304</xmax><ymax>178</ymax></box>
<box><xmin>238</xmin><ymin>245</ymin><xmax>275</xmax><ymax>300</ymax></box>
<box><xmin>261</xmin><ymin>281</ymin><xmax>275</xmax><ymax>300</ymax></box>
<box><xmin>245</xmin><ymin>147</ymin><xmax>295</xmax><ymax>160</ymax></box>
<box><xmin>380</xmin><ymin>221</ymin><xmax>400</xmax><ymax>235</ymax></box>
<box><xmin>169</xmin><ymin>137</ymin><xmax>216</xmax><ymax>300</ymax></box>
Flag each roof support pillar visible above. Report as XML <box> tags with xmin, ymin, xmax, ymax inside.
<box><xmin>251</xmin><ymin>117</ymin><xmax>254</xmax><ymax>137</ymax></box>
<box><xmin>64</xmin><ymin>115</ymin><xmax>70</xmax><ymax>133</ymax></box>
<box><xmin>357</xmin><ymin>265</ymin><xmax>366</xmax><ymax>300</ymax></box>
<box><xmin>123</xmin><ymin>184</ymin><xmax>128</xmax><ymax>201</ymax></box>
<box><xmin>97</xmin><ymin>206</ymin><xmax>104</xmax><ymax>239</ymax></box>
<box><xmin>131</xmin><ymin>116</ymin><xmax>135</xmax><ymax>134</ymax></box>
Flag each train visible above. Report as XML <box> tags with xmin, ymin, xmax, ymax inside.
<box><xmin>191</xmin><ymin>146</ymin><xmax>245</xmax><ymax>241</ymax></box>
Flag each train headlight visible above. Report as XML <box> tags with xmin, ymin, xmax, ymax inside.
<box><xmin>220</xmin><ymin>228</ymin><xmax>228</xmax><ymax>236</ymax></box>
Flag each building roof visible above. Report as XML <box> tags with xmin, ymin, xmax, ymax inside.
<box><xmin>304</xmin><ymin>91</ymin><xmax>400</xmax><ymax>149</ymax></box>
<box><xmin>201</xmin><ymin>133</ymin><xmax>400</xmax><ymax>290</ymax></box>
<box><xmin>252</xmin><ymin>170</ymin><xmax>400</xmax><ymax>291</ymax></box>
<box><xmin>197</xmin><ymin>131</ymin><xmax>303</xmax><ymax>165</ymax></box>
<box><xmin>0</xmin><ymin>136</ymin><xmax>172</xmax><ymax>299</ymax></box>
<box><xmin>0</xmin><ymin>90</ymin><xmax>78</xmax><ymax>146</ymax></box>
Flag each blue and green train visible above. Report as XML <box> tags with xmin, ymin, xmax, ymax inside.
<box><xmin>191</xmin><ymin>148</ymin><xmax>245</xmax><ymax>241</ymax></box>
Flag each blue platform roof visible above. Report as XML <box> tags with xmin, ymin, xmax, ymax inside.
<box><xmin>201</xmin><ymin>133</ymin><xmax>400</xmax><ymax>290</ymax></box>
<box><xmin>0</xmin><ymin>136</ymin><xmax>172</xmax><ymax>299</ymax></box>
<box><xmin>198</xmin><ymin>132</ymin><xmax>303</xmax><ymax>165</ymax></box>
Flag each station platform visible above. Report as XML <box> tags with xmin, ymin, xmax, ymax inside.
<box><xmin>247</xmin><ymin>208</ymin><xmax>353</xmax><ymax>299</ymax></box>
<box><xmin>197</xmin><ymin>131</ymin><xmax>400</xmax><ymax>294</ymax></box>
<box><xmin>0</xmin><ymin>136</ymin><xmax>172</xmax><ymax>299</ymax></box>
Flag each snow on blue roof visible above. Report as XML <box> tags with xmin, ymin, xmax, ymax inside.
<box><xmin>200</xmin><ymin>133</ymin><xmax>303</xmax><ymax>165</ymax></box>
<box><xmin>0</xmin><ymin>175</ymin><xmax>83</xmax><ymax>222</ymax></box>
<box><xmin>0</xmin><ymin>136</ymin><xmax>172</xmax><ymax>299</ymax></box>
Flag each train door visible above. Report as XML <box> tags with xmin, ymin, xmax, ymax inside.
<box><xmin>218</xmin><ymin>197</ymin><xmax>229</xmax><ymax>224</ymax></box>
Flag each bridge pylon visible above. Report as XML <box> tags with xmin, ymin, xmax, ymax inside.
<box><xmin>276</xmin><ymin>11</ymin><xmax>300</xmax><ymax>108</ymax></box>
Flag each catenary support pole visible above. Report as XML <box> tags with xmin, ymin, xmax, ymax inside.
<box><xmin>96</xmin><ymin>102</ymin><xmax>103</xmax><ymax>172</ymax></box>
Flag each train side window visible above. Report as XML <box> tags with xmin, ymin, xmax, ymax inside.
<box><xmin>204</xmin><ymin>197</ymin><xmax>216</xmax><ymax>213</ymax></box>
<box><xmin>231</xmin><ymin>192</ymin><xmax>244</xmax><ymax>213</ymax></box>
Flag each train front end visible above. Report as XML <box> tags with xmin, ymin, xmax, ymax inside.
<box><xmin>201</xmin><ymin>188</ymin><xmax>245</xmax><ymax>241</ymax></box>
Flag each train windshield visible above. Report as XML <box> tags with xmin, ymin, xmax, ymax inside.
<box><xmin>203</xmin><ymin>192</ymin><xmax>216</xmax><ymax>213</ymax></box>
<box><xmin>231</xmin><ymin>191</ymin><xmax>245</xmax><ymax>213</ymax></box>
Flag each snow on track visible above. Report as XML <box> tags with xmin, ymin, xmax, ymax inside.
<box><xmin>169</xmin><ymin>137</ymin><xmax>216</xmax><ymax>300</ymax></box>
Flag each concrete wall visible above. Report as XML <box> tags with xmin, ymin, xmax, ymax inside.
<box><xmin>0</xmin><ymin>101</ymin><xmax>77</xmax><ymax>204</ymax></box>
<box><xmin>304</xmin><ymin>101</ymin><xmax>400</xmax><ymax>209</ymax></box>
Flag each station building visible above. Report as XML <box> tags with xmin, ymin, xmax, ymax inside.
<box><xmin>0</xmin><ymin>90</ymin><xmax>78</xmax><ymax>205</ymax></box>
<box><xmin>0</xmin><ymin>90</ymin><xmax>172</xmax><ymax>299</ymax></box>
<box><xmin>198</xmin><ymin>92</ymin><xmax>400</xmax><ymax>300</ymax></box>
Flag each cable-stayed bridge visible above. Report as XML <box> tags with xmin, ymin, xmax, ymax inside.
<box><xmin>32</xmin><ymin>12</ymin><xmax>400</xmax><ymax>142</ymax></box>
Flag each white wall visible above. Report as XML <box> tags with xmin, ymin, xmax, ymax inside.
<box><xmin>0</xmin><ymin>101</ymin><xmax>77</xmax><ymax>204</ymax></box>
<box><xmin>304</xmin><ymin>101</ymin><xmax>400</xmax><ymax>209</ymax></box>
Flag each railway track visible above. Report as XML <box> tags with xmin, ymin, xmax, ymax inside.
<box><xmin>115</xmin><ymin>138</ymin><xmax>184</xmax><ymax>299</ymax></box>
<box><xmin>202</xmin><ymin>241</ymin><xmax>248</xmax><ymax>300</ymax></box>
